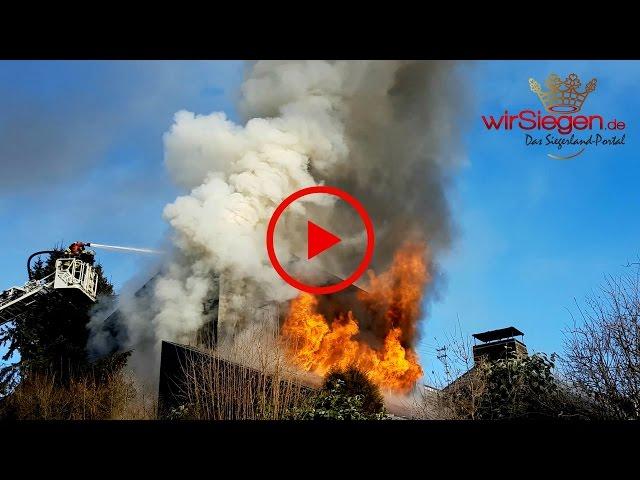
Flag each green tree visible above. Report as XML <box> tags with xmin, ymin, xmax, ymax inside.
<box><xmin>474</xmin><ymin>353</ymin><xmax>557</xmax><ymax>419</ymax></box>
<box><xmin>0</xmin><ymin>247</ymin><xmax>128</xmax><ymax>395</ymax></box>
<box><xmin>323</xmin><ymin>366</ymin><xmax>385</xmax><ymax>415</ymax></box>
<box><xmin>289</xmin><ymin>366</ymin><xmax>387</xmax><ymax>420</ymax></box>
<box><xmin>471</xmin><ymin>352</ymin><xmax>591</xmax><ymax>420</ymax></box>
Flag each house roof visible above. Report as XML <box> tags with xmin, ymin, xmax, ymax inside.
<box><xmin>472</xmin><ymin>326</ymin><xmax>524</xmax><ymax>343</ymax></box>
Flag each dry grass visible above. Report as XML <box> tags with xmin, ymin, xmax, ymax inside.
<box><xmin>174</xmin><ymin>322</ymin><xmax>315</xmax><ymax>420</ymax></box>
<box><xmin>1</xmin><ymin>370</ymin><xmax>157</xmax><ymax>420</ymax></box>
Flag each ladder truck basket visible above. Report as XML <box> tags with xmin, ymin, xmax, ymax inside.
<box><xmin>53</xmin><ymin>258</ymin><xmax>98</xmax><ymax>301</ymax></box>
<box><xmin>0</xmin><ymin>274</ymin><xmax>55</xmax><ymax>325</ymax></box>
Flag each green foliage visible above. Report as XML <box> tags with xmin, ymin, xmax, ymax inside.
<box><xmin>167</xmin><ymin>404</ymin><xmax>192</xmax><ymax>420</ymax></box>
<box><xmin>475</xmin><ymin>353</ymin><xmax>561</xmax><ymax>419</ymax></box>
<box><xmin>323</xmin><ymin>366</ymin><xmax>386</xmax><ymax>415</ymax></box>
<box><xmin>1</xmin><ymin>247</ymin><xmax>126</xmax><ymax>396</ymax></box>
<box><xmin>288</xmin><ymin>366</ymin><xmax>387</xmax><ymax>420</ymax></box>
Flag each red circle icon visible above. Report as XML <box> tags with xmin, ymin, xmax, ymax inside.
<box><xmin>266</xmin><ymin>185</ymin><xmax>375</xmax><ymax>295</ymax></box>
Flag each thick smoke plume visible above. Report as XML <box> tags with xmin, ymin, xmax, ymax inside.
<box><xmin>98</xmin><ymin>61</ymin><xmax>466</xmax><ymax>382</ymax></box>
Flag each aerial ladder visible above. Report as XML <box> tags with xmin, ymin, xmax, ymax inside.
<box><xmin>0</xmin><ymin>241</ymin><xmax>160</xmax><ymax>326</ymax></box>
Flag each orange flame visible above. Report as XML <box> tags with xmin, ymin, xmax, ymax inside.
<box><xmin>282</xmin><ymin>243</ymin><xmax>429</xmax><ymax>393</ymax></box>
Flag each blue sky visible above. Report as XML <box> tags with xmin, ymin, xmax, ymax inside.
<box><xmin>1</xmin><ymin>60</ymin><xmax>638</xmax><ymax>382</ymax></box>
<box><xmin>424</xmin><ymin>60</ymin><xmax>640</xmax><ymax>379</ymax></box>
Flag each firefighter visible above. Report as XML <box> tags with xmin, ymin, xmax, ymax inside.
<box><xmin>64</xmin><ymin>242</ymin><xmax>95</xmax><ymax>263</ymax></box>
<box><xmin>66</xmin><ymin>242</ymin><xmax>86</xmax><ymax>256</ymax></box>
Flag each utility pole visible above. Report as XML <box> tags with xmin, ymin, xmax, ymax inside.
<box><xmin>437</xmin><ymin>346</ymin><xmax>451</xmax><ymax>383</ymax></box>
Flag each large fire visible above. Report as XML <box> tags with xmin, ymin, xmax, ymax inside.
<box><xmin>282</xmin><ymin>243</ymin><xmax>430</xmax><ymax>393</ymax></box>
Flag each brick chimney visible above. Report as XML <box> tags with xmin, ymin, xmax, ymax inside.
<box><xmin>472</xmin><ymin>326</ymin><xmax>527</xmax><ymax>364</ymax></box>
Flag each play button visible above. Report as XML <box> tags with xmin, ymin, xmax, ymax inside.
<box><xmin>307</xmin><ymin>221</ymin><xmax>341</xmax><ymax>260</ymax></box>
<box><xmin>266</xmin><ymin>185</ymin><xmax>375</xmax><ymax>295</ymax></box>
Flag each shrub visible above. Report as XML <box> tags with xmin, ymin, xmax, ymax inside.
<box><xmin>289</xmin><ymin>366</ymin><xmax>387</xmax><ymax>420</ymax></box>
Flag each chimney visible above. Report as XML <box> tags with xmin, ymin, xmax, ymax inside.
<box><xmin>471</xmin><ymin>327</ymin><xmax>527</xmax><ymax>365</ymax></box>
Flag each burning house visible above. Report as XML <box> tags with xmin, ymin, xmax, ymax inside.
<box><xmin>157</xmin><ymin>248</ymin><xmax>428</xmax><ymax>415</ymax></box>
<box><xmin>77</xmin><ymin>60</ymin><xmax>470</xmax><ymax>416</ymax></box>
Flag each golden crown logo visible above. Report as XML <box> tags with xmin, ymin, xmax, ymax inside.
<box><xmin>529</xmin><ymin>73</ymin><xmax>597</xmax><ymax>114</ymax></box>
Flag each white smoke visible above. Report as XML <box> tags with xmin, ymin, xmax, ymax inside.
<box><xmin>96</xmin><ymin>61</ymin><xmax>468</xmax><ymax>382</ymax></box>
